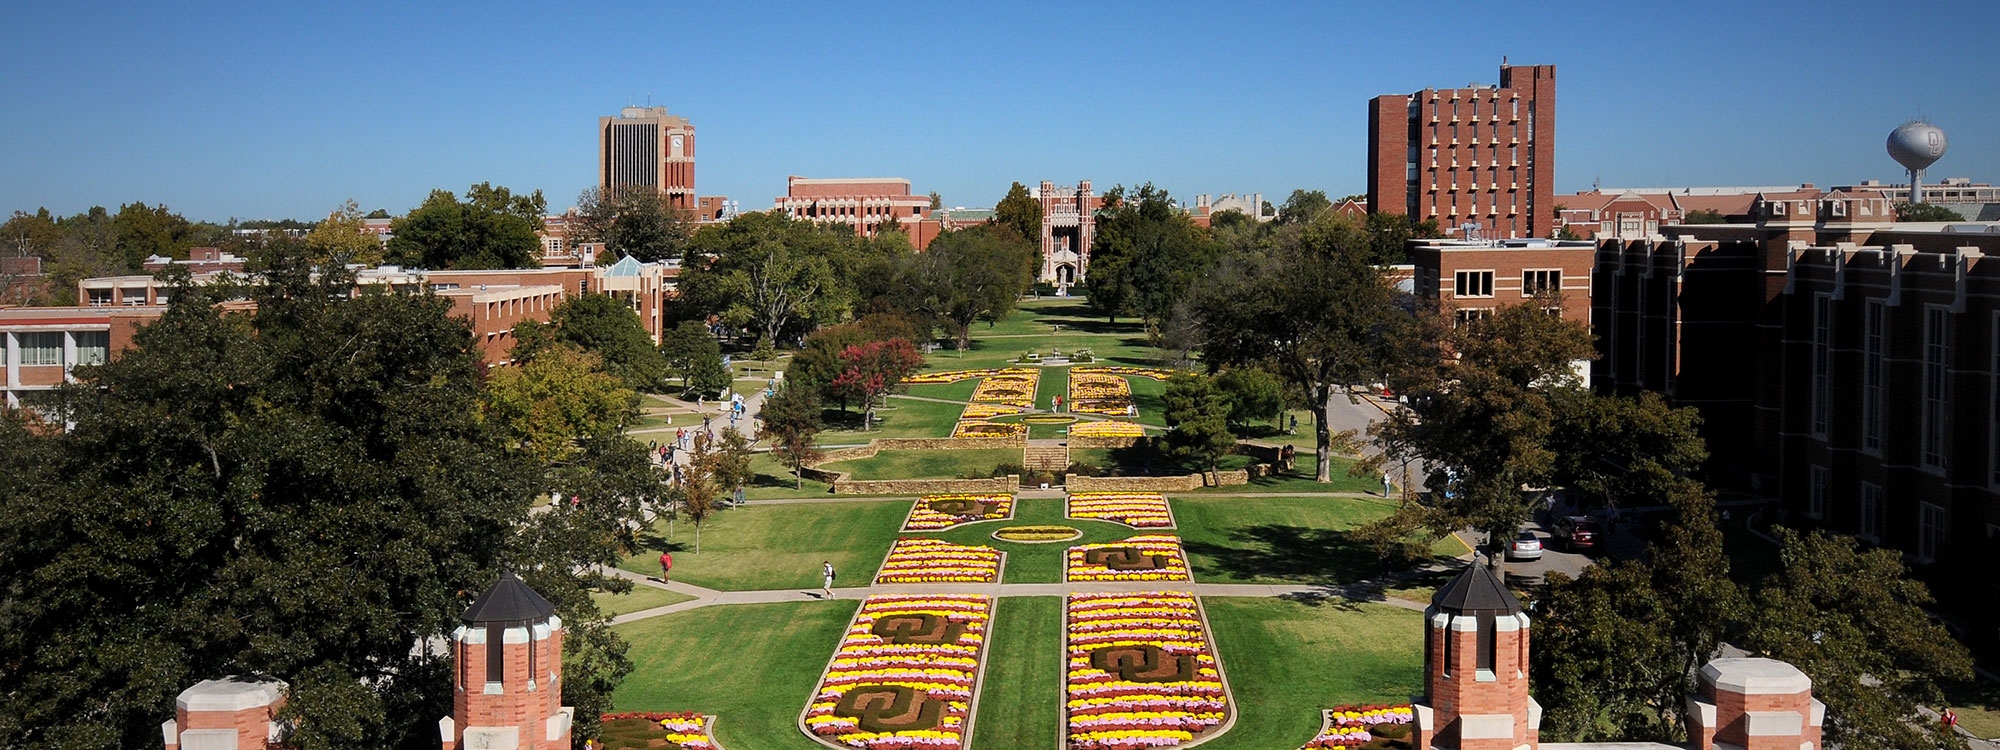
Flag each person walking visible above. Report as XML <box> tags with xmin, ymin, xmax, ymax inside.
<box><xmin>821</xmin><ymin>561</ymin><xmax>836</xmax><ymax>599</ymax></box>
<box><xmin>658</xmin><ymin>551</ymin><xmax>674</xmax><ymax>583</ymax></box>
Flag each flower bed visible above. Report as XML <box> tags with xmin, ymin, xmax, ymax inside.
<box><xmin>959</xmin><ymin>402</ymin><xmax>1024</xmax><ymax>420</ymax></box>
<box><xmin>903</xmin><ymin>493</ymin><xmax>1014</xmax><ymax>531</ymax></box>
<box><xmin>1067</xmin><ymin>492</ymin><xmax>1176</xmax><ymax>529</ymax></box>
<box><xmin>599</xmin><ymin>711</ymin><xmax>717</xmax><ymax>749</ymax></box>
<box><xmin>951</xmin><ymin>420</ymin><xmax>1027</xmax><ymax>439</ymax></box>
<box><xmin>1023</xmin><ymin>413</ymin><xmax>1078</xmax><ymax>425</ymax></box>
<box><xmin>1069</xmin><ymin>372</ymin><xmax>1134</xmax><ymax>416</ymax></box>
<box><xmin>1076</xmin><ymin>366</ymin><xmax>1178</xmax><ymax>380</ymax></box>
<box><xmin>907</xmin><ymin>368</ymin><xmax>1009</xmax><ymax>384</ymax></box>
<box><xmin>874</xmin><ymin>538</ymin><xmax>1003</xmax><ymax>584</ymax></box>
<box><xmin>803</xmin><ymin>595</ymin><xmax>991</xmax><ymax>750</ymax></box>
<box><xmin>1066</xmin><ymin>535</ymin><xmax>1192</xmax><ymax>583</ymax></box>
<box><xmin>968</xmin><ymin>368</ymin><xmax>1039</xmax><ymax>408</ymax></box>
<box><xmin>1065</xmin><ymin>592</ymin><xmax>1229</xmax><ymax>749</ymax></box>
<box><xmin>1070</xmin><ymin>420</ymin><xmax>1144</xmax><ymax>438</ymax></box>
<box><xmin>1299</xmin><ymin>705</ymin><xmax>1416</xmax><ymax>749</ymax></box>
<box><xmin>992</xmin><ymin>525</ymin><xmax>1084</xmax><ymax>543</ymax></box>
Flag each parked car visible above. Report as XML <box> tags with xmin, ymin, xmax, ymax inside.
<box><xmin>1506</xmin><ymin>531</ymin><xmax>1543</xmax><ymax>561</ymax></box>
<box><xmin>1550</xmin><ymin>515</ymin><xmax>1600</xmax><ymax>552</ymax></box>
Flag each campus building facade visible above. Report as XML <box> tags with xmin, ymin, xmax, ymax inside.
<box><xmin>1593</xmin><ymin>195</ymin><xmax>2000</xmax><ymax>625</ymax></box>
<box><xmin>1038</xmin><ymin>180</ymin><xmax>1098</xmax><ymax>289</ymax></box>
<box><xmin>1369</xmin><ymin>63</ymin><xmax>1557</xmax><ymax>240</ymax></box>
<box><xmin>599</xmin><ymin>106</ymin><xmax>696</xmax><ymax>210</ymax></box>
<box><xmin>774</xmin><ymin>176</ymin><xmax>931</xmax><ymax>239</ymax></box>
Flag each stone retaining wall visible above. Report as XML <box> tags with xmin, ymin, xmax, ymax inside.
<box><xmin>1069</xmin><ymin>435</ymin><xmax>1154</xmax><ymax>450</ymax></box>
<box><xmin>1063</xmin><ymin>465</ymin><xmax>1266</xmax><ymax>492</ymax></box>
<box><xmin>831</xmin><ymin>475</ymin><xmax>1020</xmax><ymax>496</ymax></box>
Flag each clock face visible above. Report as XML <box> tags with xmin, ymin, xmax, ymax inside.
<box><xmin>671</xmin><ymin>134</ymin><xmax>684</xmax><ymax>153</ymax></box>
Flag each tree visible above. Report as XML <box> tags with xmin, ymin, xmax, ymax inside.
<box><xmin>385</xmin><ymin>183</ymin><xmax>545</xmax><ymax>269</ymax></box>
<box><xmin>659</xmin><ymin>320</ymin><xmax>730</xmax><ymax>399</ymax></box>
<box><xmin>546</xmin><ymin>294</ymin><xmax>668</xmax><ymax>392</ymax></box>
<box><xmin>709</xmin><ymin>430</ymin><xmax>755</xmax><ymax>503</ymax></box>
<box><xmin>1740</xmin><ymin>529</ymin><xmax>1973</xmax><ymax>750</ymax></box>
<box><xmin>112</xmin><ymin>201</ymin><xmax>197</xmax><ymax>267</ymax></box>
<box><xmin>1085</xmin><ymin>183</ymin><xmax>1216</xmax><ymax>330</ymax></box>
<box><xmin>992</xmin><ymin>181</ymin><xmax>1043</xmax><ymax>247</ymax></box>
<box><xmin>304</xmin><ymin>200</ymin><xmax>385</xmax><ymax>266</ymax></box>
<box><xmin>899</xmin><ymin>227</ymin><xmax>1035</xmax><ymax>351</ymax></box>
<box><xmin>1373</xmin><ymin>300</ymin><xmax>1594</xmax><ymax>551</ymax></box>
<box><xmin>758</xmin><ymin>384</ymin><xmax>825</xmax><ymax>489</ymax></box>
<box><xmin>1895</xmin><ymin>201</ymin><xmax>1962</xmax><ymax>222</ymax></box>
<box><xmin>1274</xmin><ymin>189</ymin><xmax>1332</xmax><ymax>225</ymax></box>
<box><xmin>0</xmin><ymin>241</ymin><xmax>644</xmax><ymax>747</ymax></box>
<box><xmin>1161</xmin><ymin>373</ymin><xmax>1236</xmax><ymax>484</ymax></box>
<box><xmin>1682</xmin><ymin>208</ymin><xmax>1726</xmax><ymax>224</ymax></box>
<box><xmin>1546</xmin><ymin>389</ymin><xmax>1707</xmax><ymax>512</ymax></box>
<box><xmin>1364</xmin><ymin>211</ymin><xmax>1417</xmax><ymax>265</ymax></box>
<box><xmin>676</xmin><ymin>212</ymin><xmax>851</xmax><ymax>346</ymax></box>
<box><xmin>573</xmin><ymin>185</ymin><xmax>692</xmax><ymax>263</ymax></box>
<box><xmin>1195</xmin><ymin>213</ymin><xmax>1400</xmax><ymax>482</ymax></box>
<box><xmin>1214</xmin><ymin>367</ymin><xmax>1286</xmax><ymax>432</ymax></box>
<box><xmin>784</xmin><ymin>315</ymin><xmax>922</xmax><ymax>409</ymax></box>
<box><xmin>481</xmin><ymin>345</ymin><xmax>638</xmax><ymax>466</ymax></box>
<box><xmin>678</xmin><ymin>437</ymin><xmax>720</xmax><ymax>553</ymax></box>
<box><xmin>364</xmin><ymin>208</ymin><xmax>392</xmax><ymax>220</ymax></box>
<box><xmin>828</xmin><ymin>339</ymin><xmax>925</xmax><ymax>430</ymax></box>
<box><xmin>928</xmin><ymin>191</ymin><xmax>943</xmax><ymax>210</ymax></box>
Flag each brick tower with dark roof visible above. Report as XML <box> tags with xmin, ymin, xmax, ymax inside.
<box><xmin>440</xmin><ymin>572</ymin><xmax>573</xmax><ymax>750</ymax></box>
<box><xmin>1414</xmin><ymin>562</ymin><xmax>1540</xmax><ymax>750</ymax></box>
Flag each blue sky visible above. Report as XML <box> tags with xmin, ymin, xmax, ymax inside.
<box><xmin>2</xmin><ymin>0</ymin><xmax>1995</xmax><ymax>222</ymax></box>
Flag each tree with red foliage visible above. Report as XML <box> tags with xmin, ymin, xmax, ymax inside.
<box><xmin>828</xmin><ymin>339</ymin><xmax>925</xmax><ymax>431</ymax></box>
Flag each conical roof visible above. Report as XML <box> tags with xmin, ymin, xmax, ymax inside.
<box><xmin>1430</xmin><ymin>562</ymin><xmax>1522</xmax><ymax>615</ymax></box>
<box><xmin>461</xmin><ymin>571</ymin><xmax>556</xmax><ymax>626</ymax></box>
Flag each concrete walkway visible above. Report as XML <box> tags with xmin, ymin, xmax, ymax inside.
<box><xmin>604</xmin><ymin>562</ymin><xmax>1437</xmax><ymax>626</ymax></box>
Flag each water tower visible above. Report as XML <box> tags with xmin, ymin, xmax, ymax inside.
<box><xmin>1887</xmin><ymin>121</ymin><xmax>1948</xmax><ymax>204</ymax></box>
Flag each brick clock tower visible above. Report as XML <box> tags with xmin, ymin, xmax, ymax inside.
<box><xmin>1415</xmin><ymin>563</ymin><xmax>1540</xmax><ymax>750</ymax></box>
<box><xmin>440</xmin><ymin>572</ymin><xmax>573</xmax><ymax>750</ymax></box>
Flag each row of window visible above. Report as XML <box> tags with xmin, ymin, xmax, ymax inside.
<box><xmin>1450</xmin><ymin>270</ymin><xmax>1562</xmax><ymax>299</ymax></box>
<box><xmin>3</xmin><ymin>331</ymin><xmax>110</xmax><ymax>367</ymax></box>
<box><xmin>1806</xmin><ymin>468</ymin><xmax>1948</xmax><ymax>562</ymax></box>
<box><xmin>1809</xmin><ymin>299</ymin><xmax>1958</xmax><ymax>473</ymax></box>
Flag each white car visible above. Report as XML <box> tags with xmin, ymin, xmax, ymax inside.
<box><xmin>1507</xmin><ymin>531</ymin><xmax>1544</xmax><ymax>561</ymax></box>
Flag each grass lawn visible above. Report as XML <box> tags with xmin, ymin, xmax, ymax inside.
<box><xmin>901</xmin><ymin>378</ymin><xmax>979</xmax><ymax>402</ymax></box>
<box><xmin>817</xmin><ymin>448</ymin><xmax>1023</xmax><ymax>480</ymax></box>
<box><xmin>929</xmin><ymin>497</ymin><xmax>1149</xmax><ymax>583</ymax></box>
<box><xmin>817</xmin><ymin>398</ymin><xmax>963</xmax><ymax>444</ymax></box>
<box><xmin>1187</xmin><ymin>459</ymin><xmax>1385</xmax><ymax>495</ymax></box>
<box><xmin>971</xmin><ymin>597</ymin><xmax>1064</xmax><ymax>748</ymax></box>
<box><xmin>612</xmin><ymin>600</ymin><xmax>854</xmax><ymax>750</ymax></box>
<box><xmin>1126</xmin><ymin>374</ymin><xmax>1169</xmax><ymax>426</ymax></box>
<box><xmin>920</xmin><ymin>300</ymin><xmax>1167</xmax><ymax>372</ymax></box>
<box><xmin>744</xmin><ymin>452</ymin><xmax>835</xmax><ymax>499</ymax></box>
<box><xmin>1200</xmin><ymin>597</ymin><xmax>1424</xmax><ymax>749</ymax></box>
<box><xmin>1946</xmin><ymin>677</ymin><xmax>2000</xmax><ymax>740</ymax></box>
<box><xmin>590</xmin><ymin>585</ymin><xmax>696</xmax><ymax>618</ymax></box>
<box><xmin>1172</xmin><ymin>496</ymin><xmax>1464</xmax><ymax>586</ymax></box>
<box><xmin>1036</xmin><ymin>366</ymin><xmax>1069</xmax><ymax>411</ymax></box>
<box><xmin>618</xmin><ymin>500</ymin><xmax>907</xmax><ymax>591</ymax></box>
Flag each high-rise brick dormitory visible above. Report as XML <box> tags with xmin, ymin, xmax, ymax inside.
<box><xmin>1594</xmin><ymin>191</ymin><xmax>2000</xmax><ymax>630</ymax></box>
<box><xmin>1369</xmin><ymin>62</ymin><xmax>1557</xmax><ymax>240</ymax></box>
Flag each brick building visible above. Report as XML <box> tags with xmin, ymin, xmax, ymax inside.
<box><xmin>1409</xmin><ymin>237</ymin><xmax>1597</xmax><ymax>328</ymax></box>
<box><xmin>1369</xmin><ymin>62</ymin><xmax>1556</xmax><ymax>240</ymax></box>
<box><xmin>600</xmin><ymin>106</ymin><xmax>696</xmax><ymax>210</ymax></box>
<box><xmin>775</xmin><ymin>176</ymin><xmax>931</xmax><ymax>240</ymax></box>
<box><xmin>1038</xmin><ymin>180</ymin><xmax>1098</xmax><ymax>289</ymax></box>
<box><xmin>1594</xmin><ymin>196</ymin><xmax>2000</xmax><ymax>624</ymax></box>
<box><xmin>0</xmin><ymin>305</ymin><xmax>164</xmax><ymax>408</ymax></box>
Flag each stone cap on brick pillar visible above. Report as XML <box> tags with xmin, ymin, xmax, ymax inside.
<box><xmin>177</xmin><ymin>678</ymin><xmax>286</xmax><ymax>713</ymax></box>
<box><xmin>163</xmin><ymin>676</ymin><xmax>286</xmax><ymax>750</ymax></box>
<box><xmin>1700</xmin><ymin>658</ymin><xmax>1812</xmax><ymax>695</ymax></box>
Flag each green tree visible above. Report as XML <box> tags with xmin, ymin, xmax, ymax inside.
<box><xmin>900</xmin><ymin>227</ymin><xmax>1035</xmax><ymax>351</ymax></box>
<box><xmin>679</xmin><ymin>437</ymin><xmax>721</xmax><ymax>553</ymax></box>
<box><xmin>758</xmin><ymin>384</ymin><xmax>825</xmax><ymax>489</ymax></box>
<box><xmin>1161</xmin><ymin>373</ymin><xmax>1236</xmax><ymax>484</ymax></box>
<box><xmin>304</xmin><ymin>199</ymin><xmax>386</xmax><ymax>266</ymax></box>
<box><xmin>928</xmin><ymin>191</ymin><xmax>943</xmax><ymax>210</ymax></box>
<box><xmin>676</xmin><ymin>212</ymin><xmax>852</xmax><ymax>345</ymax></box>
<box><xmin>1546</xmin><ymin>389</ymin><xmax>1707</xmax><ymax>512</ymax></box>
<box><xmin>0</xmin><ymin>242</ymin><xmax>642</xmax><ymax>747</ymax></box>
<box><xmin>574</xmin><ymin>185</ymin><xmax>692</xmax><ymax>263</ymax></box>
<box><xmin>1373</xmin><ymin>300</ymin><xmax>1594</xmax><ymax>551</ymax></box>
<box><xmin>1363</xmin><ymin>211</ymin><xmax>1416</xmax><ymax>265</ymax></box>
<box><xmin>1741</xmin><ymin>529</ymin><xmax>1973</xmax><ymax>750</ymax></box>
<box><xmin>546</xmin><ymin>294</ymin><xmax>668</xmax><ymax>392</ymax></box>
<box><xmin>1085</xmin><ymin>183</ymin><xmax>1215</xmax><ymax>330</ymax></box>
<box><xmin>1682</xmin><ymin>208</ymin><xmax>1726</xmax><ymax>224</ymax></box>
<box><xmin>992</xmin><ymin>181</ymin><xmax>1043</xmax><ymax>246</ymax></box>
<box><xmin>1894</xmin><ymin>202</ymin><xmax>1962</xmax><ymax>222</ymax></box>
<box><xmin>1274</xmin><ymin>189</ymin><xmax>1332</xmax><ymax>225</ymax></box>
<box><xmin>112</xmin><ymin>202</ymin><xmax>197</xmax><ymax>267</ymax></box>
<box><xmin>482</xmin><ymin>345</ymin><xmax>638</xmax><ymax>466</ymax></box>
<box><xmin>709</xmin><ymin>430</ymin><xmax>755</xmax><ymax>503</ymax></box>
<box><xmin>1194</xmin><ymin>213</ymin><xmax>1399</xmax><ymax>482</ymax></box>
<box><xmin>364</xmin><ymin>208</ymin><xmax>392</xmax><ymax>220</ymax></box>
<box><xmin>659</xmin><ymin>320</ymin><xmax>730</xmax><ymax>399</ymax></box>
<box><xmin>1</xmin><ymin>209</ymin><xmax>62</xmax><ymax>304</ymax></box>
<box><xmin>386</xmin><ymin>183</ymin><xmax>546</xmax><ymax>269</ymax></box>
<box><xmin>1214</xmin><ymin>367</ymin><xmax>1286</xmax><ymax>432</ymax></box>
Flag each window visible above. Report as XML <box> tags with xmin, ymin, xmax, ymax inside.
<box><xmin>1454</xmin><ymin>270</ymin><xmax>1494</xmax><ymax>298</ymax></box>
<box><xmin>1522</xmin><ymin>270</ymin><xmax>1560</xmax><ymax>297</ymax></box>
<box><xmin>1806</xmin><ymin>465</ymin><xmax>1827</xmax><ymax>518</ymax></box>
<box><xmin>18</xmin><ymin>332</ymin><xmax>61</xmax><ymax>366</ymax></box>
<box><xmin>1922</xmin><ymin>306</ymin><xmax>1949</xmax><ymax>469</ymax></box>
<box><xmin>1811</xmin><ymin>295</ymin><xmax>1832</xmax><ymax>437</ymax></box>
<box><xmin>1476</xmin><ymin>613</ymin><xmax>1495</xmax><ymax>673</ymax></box>
<box><xmin>1863</xmin><ymin>301</ymin><xmax>1885</xmax><ymax>453</ymax></box>
<box><xmin>1917</xmin><ymin>502</ymin><xmax>1946</xmax><ymax>563</ymax></box>
<box><xmin>1455</xmin><ymin>308</ymin><xmax>1493</xmax><ymax>326</ymax></box>
<box><xmin>73</xmin><ymin>331</ymin><xmax>108</xmax><ymax>366</ymax></box>
<box><xmin>1859</xmin><ymin>483</ymin><xmax>1882</xmax><ymax>542</ymax></box>
<box><xmin>486</xmin><ymin>623</ymin><xmax>505</xmax><ymax>685</ymax></box>
<box><xmin>1993</xmin><ymin>312</ymin><xmax>2000</xmax><ymax>485</ymax></box>
<box><xmin>87</xmin><ymin>289</ymin><xmax>112</xmax><ymax>307</ymax></box>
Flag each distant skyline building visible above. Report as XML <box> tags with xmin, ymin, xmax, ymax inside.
<box><xmin>599</xmin><ymin>106</ymin><xmax>695</xmax><ymax>210</ymax></box>
<box><xmin>1368</xmin><ymin>62</ymin><xmax>1556</xmax><ymax>240</ymax></box>
<box><xmin>774</xmin><ymin>176</ymin><xmax>930</xmax><ymax>239</ymax></box>
<box><xmin>1036</xmin><ymin>180</ymin><xmax>1098</xmax><ymax>289</ymax></box>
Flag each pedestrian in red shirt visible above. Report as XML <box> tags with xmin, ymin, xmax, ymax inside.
<box><xmin>658</xmin><ymin>551</ymin><xmax>673</xmax><ymax>583</ymax></box>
